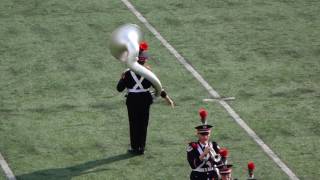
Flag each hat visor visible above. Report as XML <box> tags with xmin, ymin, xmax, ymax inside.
<box><xmin>220</xmin><ymin>171</ymin><xmax>232</xmax><ymax>175</ymax></box>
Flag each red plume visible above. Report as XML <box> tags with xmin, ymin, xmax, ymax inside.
<box><xmin>139</xmin><ymin>41</ymin><xmax>148</xmax><ymax>51</ymax></box>
<box><xmin>248</xmin><ymin>161</ymin><xmax>255</xmax><ymax>170</ymax></box>
<box><xmin>199</xmin><ymin>108</ymin><xmax>208</xmax><ymax>122</ymax></box>
<box><xmin>219</xmin><ymin>148</ymin><xmax>229</xmax><ymax>158</ymax></box>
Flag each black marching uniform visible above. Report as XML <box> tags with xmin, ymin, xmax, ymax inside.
<box><xmin>117</xmin><ymin>69</ymin><xmax>153</xmax><ymax>153</ymax></box>
<box><xmin>187</xmin><ymin>140</ymin><xmax>222</xmax><ymax>180</ymax></box>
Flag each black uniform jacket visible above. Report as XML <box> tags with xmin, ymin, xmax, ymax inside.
<box><xmin>117</xmin><ymin>70</ymin><xmax>153</xmax><ymax>105</ymax></box>
<box><xmin>187</xmin><ymin>141</ymin><xmax>222</xmax><ymax>169</ymax></box>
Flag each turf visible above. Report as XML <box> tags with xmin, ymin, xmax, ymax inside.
<box><xmin>132</xmin><ymin>0</ymin><xmax>320</xmax><ymax>179</ymax></box>
<box><xmin>0</xmin><ymin>0</ymin><xmax>319</xmax><ymax>179</ymax></box>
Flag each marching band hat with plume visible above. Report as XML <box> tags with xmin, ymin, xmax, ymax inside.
<box><xmin>195</xmin><ymin>108</ymin><xmax>213</xmax><ymax>134</ymax></box>
<box><xmin>217</xmin><ymin>164</ymin><xmax>233</xmax><ymax>174</ymax></box>
<box><xmin>138</xmin><ymin>41</ymin><xmax>149</xmax><ymax>62</ymax></box>
<box><xmin>247</xmin><ymin>161</ymin><xmax>256</xmax><ymax>179</ymax></box>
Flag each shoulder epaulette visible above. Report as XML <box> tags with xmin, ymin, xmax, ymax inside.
<box><xmin>188</xmin><ymin>142</ymin><xmax>199</xmax><ymax>149</ymax></box>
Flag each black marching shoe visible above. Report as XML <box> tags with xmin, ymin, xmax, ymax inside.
<box><xmin>127</xmin><ymin>147</ymin><xmax>145</xmax><ymax>155</ymax></box>
<box><xmin>137</xmin><ymin>148</ymin><xmax>145</xmax><ymax>155</ymax></box>
<box><xmin>127</xmin><ymin>148</ymin><xmax>144</xmax><ymax>155</ymax></box>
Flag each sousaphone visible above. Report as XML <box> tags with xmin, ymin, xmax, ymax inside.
<box><xmin>109</xmin><ymin>24</ymin><xmax>162</xmax><ymax>97</ymax></box>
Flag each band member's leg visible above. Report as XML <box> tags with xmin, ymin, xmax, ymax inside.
<box><xmin>138</xmin><ymin>103</ymin><xmax>150</xmax><ymax>150</ymax></box>
<box><xmin>127</xmin><ymin>102</ymin><xmax>139</xmax><ymax>150</ymax></box>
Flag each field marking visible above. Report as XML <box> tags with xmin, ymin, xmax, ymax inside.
<box><xmin>0</xmin><ymin>152</ymin><xmax>16</xmax><ymax>180</ymax></box>
<box><xmin>121</xmin><ymin>0</ymin><xmax>300</xmax><ymax>179</ymax></box>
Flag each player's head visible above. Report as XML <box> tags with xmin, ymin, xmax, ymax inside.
<box><xmin>218</xmin><ymin>164</ymin><xmax>233</xmax><ymax>180</ymax></box>
<box><xmin>138</xmin><ymin>51</ymin><xmax>148</xmax><ymax>65</ymax></box>
<box><xmin>138</xmin><ymin>41</ymin><xmax>149</xmax><ymax>65</ymax></box>
<box><xmin>195</xmin><ymin>124</ymin><xmax>212</xmax><ymax>143</ymax></box>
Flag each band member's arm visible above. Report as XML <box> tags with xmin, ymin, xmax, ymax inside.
<box><xmin>160</xmin><ymin>90</ymin><xmax>175</xmax><ymax>108</ymax></box>
<box><xmin>143</xmin><ymin>64</ymin><xmax>174</xmax><ymax>107</ymax></box>
<box><xmin>211</xmin><ymin>141</ymin><xmax>220</xmax><ymax>153</ymax></box>
<box><xmin>187</xmin><ymin>143</ymin><xmax>203</xmax><ymax>168</ymax></box>
<box><xmin>187</xmin><ymin>150</ymin><xmax>200</xmax><ymax>169</ymax></box>
<box><xmin>116</xmin><ymin>73</ymin><xmax>126</xmax><ymax>92</ymax></box>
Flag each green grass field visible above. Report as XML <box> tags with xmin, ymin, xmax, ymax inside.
<box><xmin>0</xmin><ymin>0</ymin><xmax>319</xmax><ymax>179</ymax></box>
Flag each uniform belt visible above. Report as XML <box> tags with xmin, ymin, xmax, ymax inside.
<box><xmin>192</xmin><ymin>167</ymin><xmax>215</xmax><ymax>172</ymax></box>
<box><xmin>128</xmin><ymin>89</ymin><xmax>148</xmax><ymax>93</ymax></box>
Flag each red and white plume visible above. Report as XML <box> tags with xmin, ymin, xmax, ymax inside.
<box><xmin>219</xmin><ymin>147</ymin><xmax>229</xmax><ymax>164</ymax></box>
<box><xmin>139</xmin><ymin>41</ymin><xmax>148</xmax><ymax>51</ymax></box>
<box><xmin>247</xmin><ymin>161</ymin><xmax>255</xmax><ymax>179</ymax></box>
<box><xmin>199</xmin><ymin>108</ymin><xmax>208</xmax><ymax>124</ymax></box>
<box><xmin>219</xmin><ymin>148</ymin><xmax>229</xmax><ymax>158</ymax></box>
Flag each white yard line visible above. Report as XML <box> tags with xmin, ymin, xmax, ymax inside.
<box><xmin>121</xmin><ymin>0</ymin><xmax>300</xmax><ymax>179</ymax></box>
<box><xmin>0</xmin><ymin>152</ymin><xmax>16</xmax><ymax>180</ymax></box>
